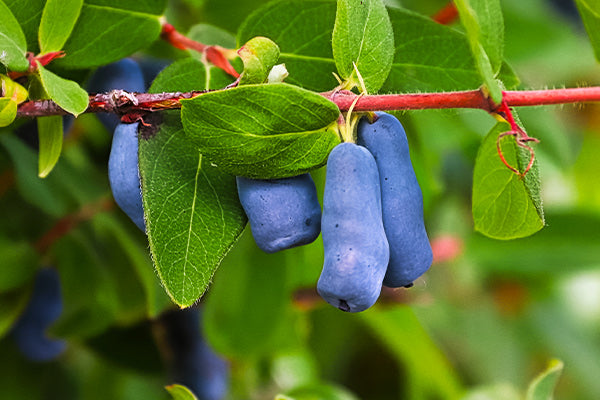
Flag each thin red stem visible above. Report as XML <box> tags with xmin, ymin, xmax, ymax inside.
<box><xmin>160</xmin><ymin>23</ymin><xmax>240</xmax><ymax>78</ymax></box>
<box><xmin>15</xmin><ymin>86</ymin><xmax>600</xmax><ymax>119</ymax></box>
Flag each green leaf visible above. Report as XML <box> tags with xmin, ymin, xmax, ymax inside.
<box><xmin>0</xmin><ymin>288</ymin><xmax>31</xmax><ymax>339</ymax></box>
<box><xmin>332</xmin><ymin>0</ymin><xmax>394</xmax><ymax>92</ymax></box>
<box><xmin>37</xmin><ymin>115</ymin><xmax>63</xmax><ymax>178</ymax></box>
<box><xmin>383</xmin><ymin>8</ymin><xmax>518</xmax><ymax>93</ymax></box>
<box><xmin>0</xmin><ymin>236</ymin><xmax>38</xmax><ymax>292</ymax></box>
<box><xmin>461</xmin><ymin>384</ymin><xmax>521</xmax><ymax>400</ymax></box>
<box><xmin>238</xmin><ymin>0</ymin><xmax>339</xmax><ymax>92</ymax></box>
<box><xmin>2</xmin><ymin>0</ymin><xmax>45</xmax><ymax>55</ymax></box>
<box><xmin>166</xmin><ymin>384</ymin><xmax>198</xmax><ymax>400</ymax></box>
<box><xmin>472</xmin><ymin>122</ymin><xmax>545</xmax><ymax>239</ymax></box>
<box><xmin>38</xmin><ymin>0</ymin><xmax>84</xmax><ymax>53</ymax></box>
<box><xmin>278</xmin><ymin>383</ymin><xmax>359</xmax><ymax>400</ymax></box>
<box><xmin>188</xmin><ymin>23</ymin><xmax>236</xmax><ymax>49</ymax></box>
<box><xmin>51</xmin><ymin>232</ymin><xmax>120</xmax><ymax>339</ymax></box>
<box><xmin>0</xmin><ymin>0</ymin><xmax>29</xmax><ymax>71</ymax></box>
<box><xmin>54</xmin><ymin>4</ymin><xmax>162</xmax><ymax>69</ymax></box>
<box><xmin>360</xmin><ymin>307</ymin><xmax>464</xmax><ymax>400</ymax></box>
<box><xmin>139</xmin><ymin>61</ymin><xmax>247</xmax><ymax>307</ymax></box>
<box><xmin>0</xmin><ymin>98</ymin><xmax>17</xmax><ymax>127</ymax></box>
<box><xmin>204</xmin><ymin>230</ymin><xmax>297</xmax><ymax>358</ymax></box>
<box><xmin>84</xmin><ymin>0</ymin><xmax>167</xmax><ymax>15</ymax></box>
<box><xmin>1</xmin><ymin>74</ymin><xmax>29</xmax><ymax>103</ymax></box>
<box><xmin>37</xmin><ymin>63</ymin><xmax>89</xmax><ymax>116</ymax></box>
<box><xmin>454</xmin><ymin>0</ymin><xmax>505</xmax><ymax>102</ymax></box>
<box><xmin>92</xmin><ymin>215</ymin><xmax>172</xmax><ymax>318</ymax></box>
<box><xmin>238</xmin><ymin>36</ymin><xmax>280</xmax><ymax>85</ymax></box>
<box><xmin>181</xmin><ymin>83</ymin><xmax>340</xmax><ymax>179</ymax></box>
<box><xmin>575</xmin><ymin>0</ymin><xmax>600</xmax><ymax>61</ymax></box>
<box><xmin>526</xmin><ymin>360</ymin><xmax>564</xmax><ymax>400</ymax></box>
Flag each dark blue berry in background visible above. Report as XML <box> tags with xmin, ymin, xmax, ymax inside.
<box><xmin>358</xmin><ymin>113</ymin><xmax>432</xmax><ymax>288</ymax></box>
<box><xmin>108</xmin><ymin>122</ymin><xmax>145</xmax><ymax>231</ymax></box>
<box><xmin>318</xmin><ymin>143</ymin><xmax>389</xmax><ymax>312</ymax></box>
<box><xmin>236</xmin><ymin>174</ymin><xmax>322</xmax><ymax>253</ymax></box>
<box><xmin>162</xmin><ymin>307</ymin><xmax>229</xmax><ymax>400</ymax></box>
<box><xmin>11</xmin><ymin>267</ymin><xmax>67</xmax><ymax>362</ymax></box>
<box><xmin>86</xmin><ymin>58</ymin><xmax>146</xmax><ymax>132</ymax></box>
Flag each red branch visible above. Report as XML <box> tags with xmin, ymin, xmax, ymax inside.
<box><xmin>160</xmin><ymin>23</ymin><xmax>240</xmax><ymax>78</ymax></box>
<box><xmin>34</xmin><ymin>197</ymin><xmax>114</xmax><ymax>254</ymax></box>
<box><xmin>15</xmin><ymin>86</ymin><xmax>600</xmax><ymax>119</ymax></box>
<box><xmin>8</xmin><ymin>51</ymin><xmax>65</xmax><ymax>80</ymax></box>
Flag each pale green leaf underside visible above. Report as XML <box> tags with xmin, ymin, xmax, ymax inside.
<box><xmin>0</xmin><ymin>98</ymin><xmax>18</xmax><ymax>127</ymax></box>
<box><xmin>38</xmin><ymin>0</ymin><xmax>83</xmax><ymax>53</ymax></box>
<box><xmin>181</xmin><ymin>83</ymin><xmax>341</xmax><ymax>179</ymax></box>
<box><xmin>472</xmin><ymin>122</ymin><xmax>544</xmax><ymax>239</ymax></box>
<box><xmin>140</xmin><ymin>60</ymin><xmax>247</xmax><ymax>307</ymax></box>
<box><xmin>526</xmin><ymin>359</ymin><xmax>564</xmax><ymax>400</ymax></box>
<box><xmin>37</xmin><ymin>115</ymin><xmax>64</xmax><ymax>178</ymax></box>
<box><xmin>166</xmin><ymin>384</ymin><xmax>198</xmax><ymax>400</ymax></box>
<box><xmin>454</xmin><ymin>0</ymin><xmax>505</xmax><ymax>102</ymax></box>
<box><xmin>332</xmin><ymin>0</ymin><xmax>394</xmax><ymax>92</ymax></box>
<box><xmin>575</xmin><ymin>0</ymin><xmax>600</xmax><ymax>62</ymax></box>
<box><xmin>0</xmin><ymin>0</ymin><xmax>29</xmax><ymax>71</ymax></box>
<box><xmin>37</xmin><ymin>63</ymin><xmax>89</xmax><ymax>116</ymax></box>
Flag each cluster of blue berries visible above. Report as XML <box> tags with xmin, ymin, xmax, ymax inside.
<box><xmin>239</xmin><ymin>113</ymin><xmax>432</xmax><ymax>312</ymax></box>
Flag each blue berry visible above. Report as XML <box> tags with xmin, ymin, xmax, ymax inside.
<box><xmin>357</xmin><ymin>112</ymin><xmax>432</xmax><ymax>288</ymax></box>
<box><xmin>318</xmin><ymin>143</ymin><xmax>389</xmax><ymax>312</ymax></box>
<box><xmin>236</xmin><ymin>174</ymin><xmax>321</xmax><ymax>253</ymax></box>
<box><xmin>108</xmin><ymin>122</ymin><xmax>145</xmax><ymax>231</ymax></box>
<box><xmin>12</xmin><ymin>268</ymin><xmax>67</xmax><ymax>362</ymax></box>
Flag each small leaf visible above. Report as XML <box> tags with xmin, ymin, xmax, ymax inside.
<box><xmin>461</xmin><ymin>384</ymin><xmax>521</xmax><ymax>400</ymax></box>
<box><xmin>526</xmin><ymin>359</ymin><xmax>564</xmax><ymax>400</ymax></box>
<box><xmin>181</xmin><ymin>83</ymin><xmax>341</xmax><ymax>179</ymax></box>
<box><xmin>0</xmin><ymin>98</ymin><xmax>17</xmax><ymax>127</ymax></box>
<box><xmin>278</xmin><ymin>383</ymin><xmax>359</xmax><ymax>400</ymax></box>
<box><xmin>0</xmin><ymin>289</ymin><xmax>31</xmax><ymax>339</ymax></box>
<box><xmin>1</xmin><ymin>74</ymin><xmax>29</xmax><ymax>103</ymax></box>
<box><xmin>332</xmin><ymin>0</ymin><xmax>394</xmax><ymax>92</ymax></box>
<box><xmin>454</xmin><ymin>0</ymin><xmax>505</xmax><ymax>102</ymax></box>
<box><xmin>166</xmin><ymin>384</ymin><xmax>198</xmax><ymax>400</ymax></box>
<box><xmin>575</xmin><ymin>0</ymin><xmax>600</xmax><ymax>61</ymax></box>
<box><xmin>238</xmin><ymin>36</ymin><xmax>280</xmax><ymax>85</ymax></box>
<box><xmin>472</xmin><ymin>122</ymin><xmax>545</xmax><ymax>239</ymax></box>
<box><xmin>0</xmin><ymin>0</ymin><xmax>29</xmax><ymax>71</ymax></box>
<box><xmin>139</xmin><ymin>60</ymin><xmax>247</xmax><ymax>307</ymax></box>
<box><xmin>38</xmin><ymin>0</ymin><xmax>83</xmax><ymax>53</ymax></box>
<box><xmin>37</xmin><ymin>115</ymin><xmax>63</xmax><ymax>177</ymax></box>
<box><xmin>36</xmin><ymin>62</ymin><xmax>89</xmax><ymax>116</ymax></box>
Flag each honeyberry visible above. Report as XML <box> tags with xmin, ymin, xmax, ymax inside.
<box><xmin>357</xmin><ymin>112</ymin><xmax>432</xmax><ymax>288</ymax></box>
<box><xmin>318</xmin><ymin>143</ymin><xmax>389</xmax><ymax>312</ymax></box>
<box><xmin>12</xmin><ymin>268</ymin><xmax>67</xmax><ymax>362</ymax></box>
<box><xmin>162</xmin><ymin>307</ymin><xmax>229</xmax><ymax>400</ymax></box>
<box><xmin>236</xmin><ymin>174</ymin><xmax>321</xmax><ymax>253</ymax></box>
<box><xmin>87</xmin><ymin>58</ymin><xmax>145</xmax><ymax>132</ymax></box>
<box><xmin>108</xmin><ymin>122</ymin><xmax>145</xmax><ymax>231</ymax></box>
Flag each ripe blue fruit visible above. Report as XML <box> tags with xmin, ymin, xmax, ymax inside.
<box><xmin>357</xmin><ymin>112</ymin><xmax>432</xmax><ymax>288</ymax></box>
<box><xmin>108</xmin><ymin>122</ymin><xmax>145</xmax><ymax>231</ymax></box>
<box><xmin>318</xmin><ymin>143</ymin><xmax>389</xmax><ymax>312</ymax></box>
<box><xmin>87</xmin><ymin>58</ymin><xmax>145</xmax><ymax>132</ymax></box>
<box><xmin>11</xmin><ymin>268</ymin><xmax>67</xmax><ymax>362</ymax></box>
<box><xmin>236</xmin><ymin>174</ymin><xmax>321</xmax><ymax>253</ymax></box>
<box><xmin>162</xmin><ymin>307</ymin><xmax>229</xmax><ymax>400</ymax></box>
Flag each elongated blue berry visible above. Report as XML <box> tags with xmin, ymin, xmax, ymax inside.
<box><xmin>108</xmin><ymin>122</ymin><xmax>145</xmax><ymax>231</ymax></box>
<box><xmin>357</xmin><ymin>113</ymin><xmax>432</xmax><ymax>288</ymax></box>
<box><xmin>236</xmin><ymin>174</ymin><xmax>321</xmax><ymax>253</ymax></box>
<box><xmin>87</xmin><ymin>58</ymin><xmax>145</xmax><ymax>132</ymax></box>
<box><xmin>12</xmin><ymin>268</ymin><xmax>67</xmax><ymax>362</ymax></box>
<box><xmin>318</xmin><ymin>143</ymin><xmax>389</xmax><ymax>312</ymax></box>
<box><xmin>163</xmin><ymin>307</ymin><xmax>229</xmax><ymax>400</ymax></box>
